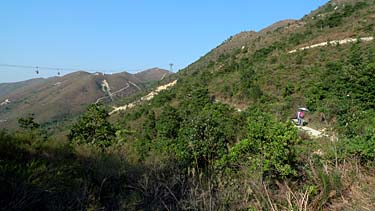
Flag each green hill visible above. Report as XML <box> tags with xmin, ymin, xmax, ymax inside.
<box><xmin>112</xmin><ymin>0</ymin><xmax>375</xmax><ymax>209</ymax></box>
<box><xmin>1</xmin><ymin>1</ymin><xmax>375</xmax><ymax>210</ymax></box>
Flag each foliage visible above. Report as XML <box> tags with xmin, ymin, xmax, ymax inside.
<box><xmin>156</xmin><ymin>105</ymin><xmax>181</xmax><ymax>140</ymax></box>
<box><xmin>239</xmin><ymin>65</ymin><xmax>263</xmax><ymax>100</ymax></box>
<box><xmin>143</xmin><ymin>109</ymin><xmax>157</xmax><ymax>140</ymax></box>
<box><xmin>315</xmin><ymin>1</ymin><xmax>369</xmax><ymax>28</ymax></box>
<box><xmin>287</xmin><ymin>30</ymin><xmax>312</xmax><ymax>46</ymax></box>
<box><xmin>0</xmin><ymin>130</ymin><xmax>126</xmax><ymax>210</ymax></box>
<box><xmin>176</xmin><ymin>111</ymin><xmax>229</xmax><ymax>169</ymax></box>
<box><xmin>176</xmin><ymin>86</ymin><xmax>211</xmax><ymax>119</ymax></box>
<box><xmin>340</xmin><ymin>132</ymin><xmax>375</xmax><ymax>161</ymax></box>
<box><xmin>338</xmin><ymin>110</ymin><xmax>375</xmax><ymax>161</ymax></box>
<box><xmin>306</xmin><ymin>43</ymin><xmax>375</xmax><ymax>126</ymax></box>
<box><xmin>221</xmin><ymin>109</ymin><xmax>300</xmax><ymax>179</ymax></box>
<box><xmin>252</xmin><ymin>42</ymin><xmax>285</xmax><ymax>61</ymax></box>
<box><xmin>3</xmin><ymin>1</ymin><xmax>375</xmax><ymax>209</ymax></box>
<box><xmin>18</xmin><ymin>114</ymin><xmax>40</xmax><ymax>130</ymax></box>
<box><xmin>68</xmin><ymin>104</ymin><xmax>116</xmax><ymax>148</ymax></box>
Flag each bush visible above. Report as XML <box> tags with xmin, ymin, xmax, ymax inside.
<box><xmin>220</xmin><ymin>109</ymin><xmax>300</xmax><ymax>179</ymax></box>
<box><xmin>176</xmin><ymin>111</ymin><xmax>229</xmax><ymax>169</ymax></box>
<box><xmin>68</xmin><ymin>104</ymin><xmax>116</xmax><ymax>149</ymax></box>
<box><xmin>252</xmin><ymin>42</ymin><xmax>285</xmax><ymax>61</ymax></box>
<box><xmin>340</xmin><ymin>133</ymin><xmax>375</xmax><ymax>161</ymax></box>
<box><xmin>338</xmin><ymin>110</ymin><xmax>375</xmax><ymax>161</ymax></box>
<box><xmin>315</xmin><ymin>1</ymin><xmax>368</xmax><ymax>29</ymax></box>
<box><xmin>156</xmin><ymin>105</ymin><xmax>181</xmax><ymax>140</ymax></box>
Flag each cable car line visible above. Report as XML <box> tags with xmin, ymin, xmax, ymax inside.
<box><xmin>0</xmin><ymin>63</ymin><xmax>175</xmax><ymax>78</ymax></box>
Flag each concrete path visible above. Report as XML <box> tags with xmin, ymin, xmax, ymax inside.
<box><xmin>291</xmin><ymin>119</ymin><xmax>325</xmax><ymax>138</ymax></box>
<box><xmin>298</xmin><ymin>125</ymin><xmax>324</xmax><ymax>138</ymax></box>
<box><xmin>109</xmin><ymin>80</ymin><xmax>177</xmax><ymax>115</ymax></box>
<box><xmin>288</xmin><ymin>36</ymin><xmax>374</xmax><ymax>54</ymax></box>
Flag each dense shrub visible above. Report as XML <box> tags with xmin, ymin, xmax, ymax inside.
<box><xmin>220</xmin><ymin>109</ymin><xmax>300</xmax><ymax>179</ymax></box>
<box><xmin>340</xmin><ymin>132</ymin><xmax>375</xmax><ymax>161</ymax></box>
<box><xmin>68</xmin><ymin>104</ymin><xmax>116</xmax><ymax>149</ymax></box>
<box><xmin>315</xmin><ymin>1</ymin><xmax>368</xmax><ymax>28</ymax></box>
<box><xmin>156</xmin><ymin>105</ymin><xmax>181</xmax><ymax>140</ymax></box>
<box><xmin>176</xmin><ymin>110</ymin><xmax>229</xmax><ymax>169</ymax></box>
<box><xmin>252</xmin><ymin>42</ymin><xmax>285</xmax><ymax>61</ymax></box>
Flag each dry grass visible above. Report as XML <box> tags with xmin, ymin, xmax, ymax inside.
<box><xmin>328</xmin><ymin>162</ymin><xmax>375</xmax><ymax>211</ymax></box>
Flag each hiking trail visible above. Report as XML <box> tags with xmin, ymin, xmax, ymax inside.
<box><xmin>288</xmin><ymin>36</ymin><xmax>373</xmax><ymax>54</ymax></box>
<box><xmin>109</xmin><ymin>80</ymin><xmax>177</xmax><ymax>115</ymax></box>
<box><xmin>214</xmin><ymin>99</ymin><xmax>327</xmax><ymax>139</ymax></box>
<box><xmin>96</xmin><ymin>81</ymin><xmax>140</xmax><ymax>104</ymax></box>
<box><xmin>0</xmin><ymin>99</ymin><xmax>11</xmax><ymax>106</ymax></box>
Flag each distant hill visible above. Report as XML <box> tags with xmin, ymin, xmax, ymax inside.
<box><xmin>135</xmin><ymin>67</ymin><xmax>173</xmax><ymax>83</ymax></box>
<box><xmin>0</xmin><ymin>68</ymin><xmax>171</xmax><ymax>129</ymax></box>
<box><xmin>0</xmin><ymin>78</ymin><xmax>45</xmax><ymax>97</ymax></box>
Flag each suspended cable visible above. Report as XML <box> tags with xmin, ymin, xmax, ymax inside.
<box><xmin>0</xmin><ymin>63</ymin><xmax>172</xmax><ymax>74</ymax></box>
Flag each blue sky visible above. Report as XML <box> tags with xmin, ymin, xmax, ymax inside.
<box><xmin>0</xmin><ymin>0</ymin><xmax>328</xmax><ymax>83</ymax></box>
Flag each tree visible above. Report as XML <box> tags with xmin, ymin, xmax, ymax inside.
<box><xmin>240</xmin><ymin>66</ymin><xmax>263</xmax><ymax>100</ymax></box>
<box><xmin>177</xmin><ymin>111</ymin><xmax>228</xmax><ymax>169</ymax></box>
<box><xmin>221</xmin><ymin>109</ymin><xmax>300</xmax><ymax>179</ymax></box>
<box><xmin>143</xmin><ymin>110</ymin><xmax>157</xmax><ymax>140</ymax></box>
<box><xmin>178</xmin><ymin>87</ymin><xmax>212</xmax><ymax>119</ymax></box>
<box><xmin>156</xmin><ymin>105</ymin><xmax>181</xmax><ymax>140</ymax></box>
<box><xmin>68</xmin><ymin>104</ymin><xmax>116</xmax><ymax>148</ymax></box>
<box><xmin>18</xmin><ymin>114</ymin><xmax>40</xmax><ymax>130</ymax></box>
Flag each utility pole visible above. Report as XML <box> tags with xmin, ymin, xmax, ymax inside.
<box><xmin>169</xmin><ymin>63</ymin><xmax>173</xmax><ymax>72</ymax></box>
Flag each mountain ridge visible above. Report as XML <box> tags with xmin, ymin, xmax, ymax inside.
<box><xmin>0</xmin><ymin>68</ymin><xmax>172</xmax><ymax>129</ymax></box>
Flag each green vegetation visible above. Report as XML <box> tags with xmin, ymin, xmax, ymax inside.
<box><xmin>68</xmin><ymin>104</ymin><xmax>116</xmax><ymax>149</ymax></box>
<box><xmin>1</xmin><ymin>0</ymin><xmax>375</xmax><ymax>210</ymax></box>
<box><xmin>220</xmin><ymin>109</ymin><xmax>300</xmax><ymax>179</ymax></box>
<box><xmin>0</xmin><ymin>129</ymin><xmax>128</xmax><ymax>210</ymax></box>
<box><xmin>18</xmin><ymin>114</ymin><xmax>40</xmax><ymax>130</ymax></box>
<box><xmin>315</xmin><ymin>1</ymin><xmax>369</xmax><ymax>29</ymax></box>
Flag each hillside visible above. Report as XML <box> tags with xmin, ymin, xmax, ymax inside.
<box><xmin>0</xmin><ymin>68</ymin><xmax>171</xmax><ymax>129</ymax></box>
<box><xmin>135</xmin><ymin>67</ymin><xmax>173</xmax><ymax>84</ymax></box>
<box><xmin>2</xmin><ymin>1</ymin><xmax>375</xmax><ymax>210</ymax></box>
<box><xmin>179</xmin><ymin>0</ymin><xmax>375</xmax><ymax>114</ymax></box>
<box><xmin>111</xmin><ymin>0</ymin><xmax>375</xmax><ymax>209</ymax></box>
<box><xmin>0</xmin><ymin>78</ymin><xmax>45</xmax><ymax>97</ymax></box>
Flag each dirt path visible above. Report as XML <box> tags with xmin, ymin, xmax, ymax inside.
<box><xmin>298</xmin><ymin>125</ymin><xmax>324</xmax><ymax>138</ymax></box>
<box><xmin>160</xmin><ymin>73</ymin><xmax>167</xmax><ymax>81</ymax></box>
<box><xmin>110</xmin><ymin>83</ymin><xmax>130</xmax><ymax>96</ymax></box>
<box><xmin>109</xmin><ymin>80</ymin><xmax>177</xmax><ymax>115</ymax></box>
<box><xmin>100</xmin><ymin>79</ymin><xmax>113</xmax><ymax>101</ymax></box>
<box><xmin>128</xmin><ymin>81</ymin><xmax>142</xmax><ymax>91</ymax></box>
<box><xmin>288</xmin><ymin>36</ymin><xmax>374</xmax><ymax>54</ymax></box>
<box><xmin>110</xmin><ymin>81</ymin><xmax>326</xmax><ymax>139</ymax></box>
<box><xmin>96</xmin><ymin>80</ymin><xmax>143</xmax><ymax>104</ymax></box>
<box><xmin>0</xmin><ymin>99</ymin><xmax>10</xmax><ymax>106</ymax></box>
<box><xmin>101</xmin><ymin>80</ymin><xmax>112</xmax><ymax>95</ymax></box>
<box><xmin>216</xmin><ymin>98</ymin><xmax>327</xmax><ymax>139</ymax></box>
